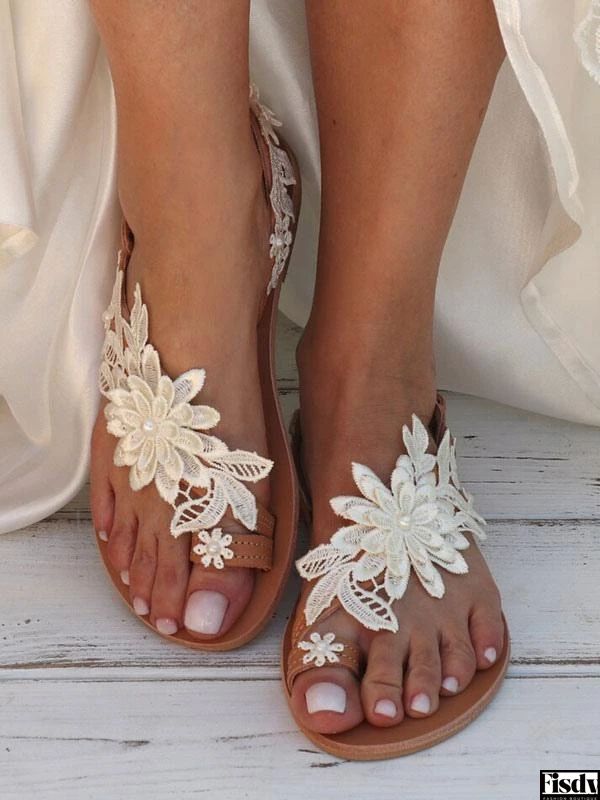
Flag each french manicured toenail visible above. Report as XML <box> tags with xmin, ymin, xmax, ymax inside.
<box><xmin>374</xmin><ymin>699</ymin><xmax>397</xmax><ymax>718</ymax></box>
<box><xmin>98</xmin><ymin>530</ymin><xmax>108</xmax><ymax>542</ymax></box>
<box><xmin>305</xmin><ymin>683</ymin><xmax>347</xmax><ymax>714</ymax></box>
<box><xmin>132</xmin><ymin>597</ymin><xmax>149</xmax><ymax>616</ymax></box>
<box><xmin>442</xmin><ymin>676</ymin><xmax>459</xmax><ymax>693</ymax></box>
<box><xmin>410</xmin><ymin>693</ymin><xmax>431</xmax><ymax>714</ymax></box>
<box><xmin>184</xmin><ymin>591</ymin><xmax>228</xmax><ymax>635</ymax></box>
<box><xmin>156</xmin><ymin>618</ymin><xmax>178</xmax><ymax>636</ymax></box>
<box><xmin>120</xmin><ymin>570</ymin><xmax>130</xmax><ymax>585</ymax></box>
<box><xmin>484</xmin><ymin>647</ymin><xmax>497</xmax><ymax>664</ymax></box>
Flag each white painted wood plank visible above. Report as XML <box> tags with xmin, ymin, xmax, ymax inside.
<box><xmin>0</xmin><ymin>675</ymin><xmax>598</xmax><ymax>800</ymax></box>
<box><xmin>0</xmin><ymin>520</ymin><xmax>598</xmax><ymax>671</ymax></box>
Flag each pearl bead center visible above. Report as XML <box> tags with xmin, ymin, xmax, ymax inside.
<box><xmin>143</xmin><ymin>418</ymin><xmax>155</xmax><ymax>433</ymax></box>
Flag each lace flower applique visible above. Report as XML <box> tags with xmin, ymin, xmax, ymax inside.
<box><xmin>100</xmin><ymin>267</ymin><xmax>273</xmax><ymax>539</ymax></box>
<box><xmin>298</xmin><ymin>632</ymin><xmax>344</xmax><ymax>667</ymax></box>
<box><xmin>249</xmin><ymin>82</ymin><xmax>297</xmax><ymax>293</ymax></box>
<box><xmin>296</xmin><ymin>415</ymin><xmax>486</xmax><ymax>633</ymax></box>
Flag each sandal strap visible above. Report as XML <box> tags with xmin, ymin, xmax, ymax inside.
<box><xmin>188</xmin><ymin>499</ymin><xmax>275</xmax><ymax>571</ymax></box>
<box><xmin>286</xmin><ymin>631</ymin><xmax>361</xmax><ymax>693</ymax></box>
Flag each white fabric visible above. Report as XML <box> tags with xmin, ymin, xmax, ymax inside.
<box><xmin>1</xmin><ymin>0</ymin><xmax>599</xmax><ymax>535</ymax></box>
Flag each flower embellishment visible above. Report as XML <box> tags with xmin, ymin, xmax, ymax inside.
<box><xmin>193</xmin><ymin>528</ymin><xmax>234</xmax><ymax>569</ymax></box>
<box><xmin>105</xmin><ymin>365</ymin><xmax>220</xmax><ymax>501</ymax></box>
<box><xmin>99</xmin><ymin>269</ymin><xmax>273</xmax><ymax>539</ymax></box>
<box><xmin>296</xmin><ymin>415</ymin><xmax>486</xmax><ymax>633</ymax></box>
<box><xmin>298</xmin><ymin>632</ymin><xmax>344</xmax><ymax>667</ymax></box>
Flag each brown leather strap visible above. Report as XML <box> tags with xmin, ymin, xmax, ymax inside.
<box><xmin>188</xmin><ymin>500</ymin><xmax>276</xmax><ymax>571</ymax></box>
<box><xmin>189</xmin><ymin>529</ymin><xmax>273</xmax><ymax>571</ymax></box>
<box><xmin>286</xmin><ymin>634</ymin><xmax>362</xmax><ymax>692</ymax></box>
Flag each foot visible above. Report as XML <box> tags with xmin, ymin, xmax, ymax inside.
<box><xmin>290</xmin><ymin>338</ymin><xmax>504</xmax><ymax>733</ymax></box>
<box><xmin>90</xmin><ymin>119</ymin><xmax>274</xmax><ymax>639</ymax></box>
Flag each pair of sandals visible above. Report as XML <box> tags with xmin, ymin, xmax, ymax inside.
<box><xmin>96</xmin><ymin>84</ymin><xmax>510</xmax><ymax>761</ymax></box>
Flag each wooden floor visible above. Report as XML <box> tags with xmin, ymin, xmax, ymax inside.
<box><xmin>1</xmin><ymin>318</ymin><xmax>599</xmax><ymax>799</ymax></box>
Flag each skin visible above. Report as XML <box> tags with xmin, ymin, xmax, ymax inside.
<box><xmin>89</xmin><ymin>0</ymin><xmax>507</xmax><ymax>734</ymax></box>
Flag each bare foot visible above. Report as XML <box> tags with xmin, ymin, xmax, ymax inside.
<box><xmin>90</xmin><ymin>118</ymin><xmax>274</xmax><ymax>639</ymax></box>
<box><xmin>289</xmin><ymin>340</ymin><xmax>504</xmax><ymax>733</ymax></box>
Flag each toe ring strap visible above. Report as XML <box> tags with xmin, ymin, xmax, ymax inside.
<box><xmin>189</xmin><ymin>530</ymin><xmax>273</xmax><ymax>571</ymax></box>
<box><xmin>286</xmin><ymin>635</ymin><xmax>361</xmax><ymax>693</ymax></box>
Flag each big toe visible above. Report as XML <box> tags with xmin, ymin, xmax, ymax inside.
<box><xmin>291</xmin><ymin>665</ymin><xmax>364</xmax><ymax>735</ymax></box>
<box><xmin>183</xmin><ymin>560</ymin><xmax>254</xmax><ymax>639</ymax></box>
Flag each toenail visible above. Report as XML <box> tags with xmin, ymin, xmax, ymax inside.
<box><xmin>98</xmin><ymin>530</ymin><xmax>108</xmax><ymax>542</ymax></box>
<box><xmin>133</xmin><ymin>597</ymin><xmax>149</xmax><ymax>616</ymax></box>
<box><xmin>120</xmin><ymin>570</ymin><xmax>130</xmax><ymax>586</ymax></box>
<box><xmin>184</xmin><ymin>591</ymin><xmax>228</xmax><ymax>635</ymax></box>
<box><xmin>442</xmin><ymin>676</ymin><xmax>459</xmax><ymax>693</ymax></box>
<box><xmin>156</xmin><ymin>618</ymin><xmax>178</xmax><ymax>636</ymax></box>
<box><xmin>305</xmin><ymin>682</ymin><xmax>347</xmax><ymax>715</ymax></box>
<box><xmin>484</xmin><ymin>647</ymin><xmax>497</xmax><ymax>664</ymax></box>
<box><xmin>374</xmin><ymin>699</ymin><xmax>397</xmax><ymax>718</ymax></box>
<box><xmin>410</xmin><ymin>693</ymin><xmax>431</xmax><ymax>714</ymax></box>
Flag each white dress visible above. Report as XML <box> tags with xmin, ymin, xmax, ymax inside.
<box><xmin>1</xmin><ymin>0</ymin><xmax>599</xmax><ymax>535</ymax></box>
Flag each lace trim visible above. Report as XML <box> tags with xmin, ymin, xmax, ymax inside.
<box><xmin>574</xmin><ymin>0</ymin><xmax>600</xmax><ymax>85</ymax></box>
<box><xmin>249</xmin><ymin>82</ymin><xmax>297</xmax><ymax>294</ymax></box>
<box><xmin>296</xmin><ymin>415</ymin><xmax>487</xmax><ymax>634</ymax></box>
<box><xmin>99</xmin><ymin>267</ymin><xmax>273</xmax><ymax>540</ymax></box>
<box><xmin>298</xmin><ymin>632</ymin><xmax>344</xmax><ymax>667</ymax></box>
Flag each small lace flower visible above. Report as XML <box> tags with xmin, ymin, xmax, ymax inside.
<box><xmin>193</xmin><ymin>528</ymin><xmax>234</xmax><ymax>569</ymax></box>
<box><xmin>297</xmin><ymin>632</ymin><xmax>344</xmax><ymax>667</ymax></box>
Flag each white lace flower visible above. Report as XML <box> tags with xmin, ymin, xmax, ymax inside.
<box><xmin>193</xmin><ymin>528</ymin><xmax>234</xmax><ymax>569</ymax></box>
<box><xmin>105</xmin><ymin>364</ymin><xmax>220</xmax><ymax>504</ymax></box>
<box><xmin>296</xmin><ymin>415</ymin><xmax>487</xmax><ymax>633</ymax></box>
<box><xmin>298</xmin><ymin>632</ymin><xmax>344</xmax><ymax>667</ymax></box>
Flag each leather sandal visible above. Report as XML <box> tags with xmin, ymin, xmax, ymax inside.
<box><xmin>96</xmin><ymin>83</ymin><xmax>302</xmax><ymax>651</ymax></box>
<box><xmin>283</xmin><ymin>394</ymin><xmax>510</xmax><ymax>758</ymax></box>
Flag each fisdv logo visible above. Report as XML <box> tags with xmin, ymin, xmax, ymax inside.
<box><xmin>540</xmin><ymin>771</ymin><xmax>599</xmax><ymax>800</ymax></box>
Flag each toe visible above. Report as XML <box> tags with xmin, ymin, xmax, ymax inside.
<box><xmin>128</xmin><ymin>527</ymin><xmax>158</xmax><ymax>618</ymax></box>
<box><xmin>403</xmin><ymin>633</ymin><xmax>442</xmax><ymax>718</ymax></box>
<box><xmin>439</xmin><ymin>625</ymin><xmax>477</xmax><ymax>695</ymax></box>
<box><xmin>361</xmin><ymin>631</ymin><xmax>407</xmax><ymax>727</ymax></box>
<box><xmin>183</xmin><ymin>561</ymin><xmax>254</xmax><ymax>639</ymax></box>
<box><xmin>106</xmin><ymin>500</ymin><xmax>137</xmax><ymax>582</ymax></box>
<box><xmin>291</xmin><ymin>665</ymin><xmax>364</xmax><ymax>735</ymax></box>
<box><xmin>150</xmin><ymin>533</ymin><xmax>190</xmax><ymax>634</ymax></box>
<box><xmin>469</xmin><ymin>598</ymin><xmax>504</xmax><ymax>670</ymax></box>
<box><xmin>90</xmin><ymin>414</ymin><xmax>115</xmax><ymax>541</ymax></box>
<box><xmin>150</xmin><ymin>535</ymin><xmax>190</xmax><ymax>635</ymax></box>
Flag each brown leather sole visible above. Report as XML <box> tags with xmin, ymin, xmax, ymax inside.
<box><xmin>96</xmin><ymin>129</ymin><xmax>302</xmax><ymax>652</ymax></box>
<box><xmin>282</xmin><ymin>611</ymin><xmax>510</xmax><ymax>760</ymax></box>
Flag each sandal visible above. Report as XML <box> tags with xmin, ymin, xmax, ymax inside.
<box><xmin>95</xmin><ymin>83</ymin><xmax>302</xmax><ymax>651</ymax></box>
<box><xmin>283</xmin><ymin>394</ymin><xmax>510</xmax><ymax>759</ymax></box>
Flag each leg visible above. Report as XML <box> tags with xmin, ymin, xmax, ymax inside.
<box><xmin>89</xmin><ymin>1</ymin><xmax>272</xmax><ymax>637</ymax></box>
<box><xmin>292</xmin><ymin>0</ymin><xmax>506</xmax><ymax>733</ymax></box>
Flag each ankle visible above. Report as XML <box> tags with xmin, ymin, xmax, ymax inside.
<box><xmin>118</xmin><ymin>122</ymin><xmax>267</xmax><ymax>257</ymax></box>
<box><xmin>297</xmin><ymin>324</ymin><xmax>436</xmax><ymax>401</ymax></box>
